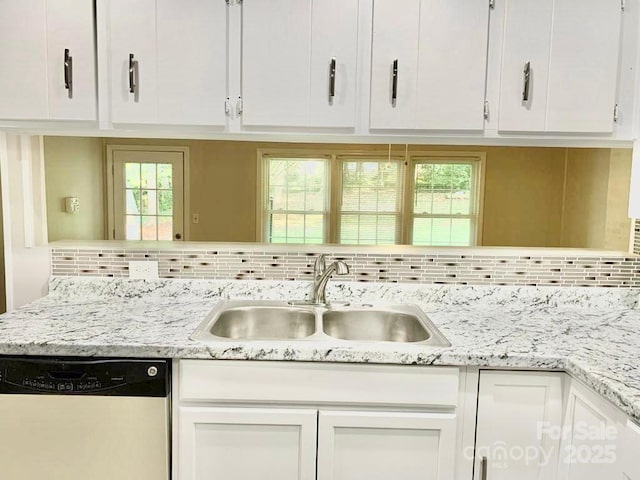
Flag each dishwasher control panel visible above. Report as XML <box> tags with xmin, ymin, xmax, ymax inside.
<box><xmin>0</xmin><ymin>357</ymin><xmax>169</xmax><ymax>397</ymax></box>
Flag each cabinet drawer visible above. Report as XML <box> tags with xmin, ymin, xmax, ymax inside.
<box><xmin>179</xmin><ymin>360</ymin><xmax>459</xmax><ymax>408</ymax></box>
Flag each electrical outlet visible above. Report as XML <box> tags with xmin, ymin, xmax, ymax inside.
<box><xmin>129</xmin><ymin>261</ymin><xmax>159</xmax><ymax>280</ymax></box>
<box><xmin>192</xmin><ymin>213</ymin><xmax>200</xmax><ymax>224</ymax></box>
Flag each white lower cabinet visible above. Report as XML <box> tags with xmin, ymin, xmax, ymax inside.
<box><xmin>178</xmin><ymin>406</ymin><xmax>317</xmax><ymax>480</ymax></box>
<box><xmin>621</xmin><ymin>421</ymin><xmax>640</xmax><ymax>480</ymax></box>
<box><xmin>175</xmin><ymin>362</ymin><xmax>640</xmax><ymax>480</ymax></box>
<box><xmin>317</xmin><ymin>410</ymin><xmax>456</xmax><ymax>480</ymax></box>
<box><xmin>175</xmin><ymin>361</ymin><xmax>463</xmax><ymax>480</ymax></box>
<box><xmin>474</xmin><ymin>371</ymin><xmax>564</xmax><ymax>480</ymax></box>
<box><xmin>557</xmin><ymin>380</ymin><xmax>627</xmax><ymax>480</ymax></box>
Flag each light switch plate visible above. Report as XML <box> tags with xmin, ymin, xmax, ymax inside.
<box><xmin>129</xmin><ymin>261</ymin><xmax>159</xmax><ymax>280</ymax></box>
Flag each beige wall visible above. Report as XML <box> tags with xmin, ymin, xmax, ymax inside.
<box><xmin>42</xmin><ymin>138</ymin><xmax>633</xmax><ymax>250</ymax></box>
<box><xmin>482</xmin><ymin>147</ymin><xmax>566</xmax><ymax>247</ymax></box>
<box><xmin>562</xmin><ymin>148</ymin><xmax>632</xmax><ymax>250</ymax></box>
<box><xmin>604</xmin><ymin>149</ymin><xmax>633</xmax><ymax>251</ymax></box>
<box><xmin>44</xmin><ymin>137</ymin><xmax>105</xmax><ymax>242</ymax></box>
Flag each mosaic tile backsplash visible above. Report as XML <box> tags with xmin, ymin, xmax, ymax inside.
<box><xmin>52</xmin><ymin>246</ymin><xmax>640</xmax><ymax>288</ymax></box>
<box><xmin>635</xmin><ymin>219</ymin><xmax>640</xmax><ymax>256</ymax></box>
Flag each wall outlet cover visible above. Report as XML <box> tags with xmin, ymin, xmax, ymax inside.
<box><xmin>129</xmin><ymin>261</ymin><xmax>159</xmax><ymax>280</ymax></box>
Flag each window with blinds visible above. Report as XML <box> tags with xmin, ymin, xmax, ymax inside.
<box><xmin>260</xmin><ymin>150</ymin><xmax>483</xmax><ymax>246</ymax></box>
<box><xmin>338</xmin><ymin>159</ymin><xmax>403</xmax><ymax>245</ymax></box>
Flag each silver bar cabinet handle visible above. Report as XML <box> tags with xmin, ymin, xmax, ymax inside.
<box><xmin>64</xmin><ymin>48</ymin><xmax>73</xmax><ymax>97</ymax></box>
<box><xmin>392</xmin><ymin>58</ymin><xmax>398</xmax><ymax>106</ymax></box>
<box><xmin>329</xmin><ymin>57</ymin><xmax>336</xmax><ymax>102</ymax></box>
<box><xmin>522</xmin><ymin>61</ymin><xmax>531</xmax><ymax>102</ymax></box>
<box><xmin>480</xmin><ymin>456</ymin><xmax>488</xmax><ymax>480</ymax></box>
<box><xmin>129</xmin><ymin>53</ymin><xmax>138</xmax><ymax>94</ymax></box>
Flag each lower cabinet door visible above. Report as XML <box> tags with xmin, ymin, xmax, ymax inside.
<box><xmin>178</xmin><ymin>406</ymin><xmax>317</xmax><ymax>480</ymax></box>
<box><xmin>622</xmin><ymin>421</ymin><xmax>640</xmax><ymax>480</ymax></box>
<box><xmin>474</xmin><ymin>371</ymin><xmax>564</xmax><ymax>480</ymax></box>
<box><xmin>317</xmin><ymin>410</ymin><xmax>456</xmax><ymax>480</ymax></box>
<box><xmin>557</xmin><ymin>380</ymin><xmax>626</xmax><ymax>480</ymax></box>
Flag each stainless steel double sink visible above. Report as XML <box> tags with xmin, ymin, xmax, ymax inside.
<box><xmin>191</xmin><ymin>300</ymin><xmax>450</xmax><ymax>347</ymax></box>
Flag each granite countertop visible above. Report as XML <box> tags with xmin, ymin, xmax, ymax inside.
<box><xmin>0</xmin><ymin>277</ymin><xmax>639</xmax><ymax>424</ymax></box>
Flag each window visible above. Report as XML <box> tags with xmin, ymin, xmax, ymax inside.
<box><xmin>411</xmin><ymin>157</ymin><xmax>482</xmax><ymax>246</ymax></box>
<box><xmin>259</xmin><ymin>150</ymin><xmax>483</xmax><ymax>246</ymax></box>
<box><xmin>338</xmin><ymin>158</ymin><xmax>403</xmax><ymax>245</ymax></box>
<box><xmin>263</xmin><ymin>156</ymin><xmax>328</xmax><ymax>243</ymax></box>
<box><xmin>108</xmin><ymin>147</ymin><xmax>187</xmax><ymax>241</ymax></box>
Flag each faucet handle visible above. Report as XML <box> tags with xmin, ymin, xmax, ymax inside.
<box><xmin>335</xmin><ymin>260</ymin><xmax>349</xmax><ymax>275</ymax></box>
<box><xmin>314</xmin><ymin>254</ymin><xmax>327</xmax><ymax>274</ymax></box>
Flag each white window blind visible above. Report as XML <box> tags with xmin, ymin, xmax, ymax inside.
<box><xmin>338</xmin><ymin>158</ymin><xmax>403</xmax><ymax>245</ymax></box>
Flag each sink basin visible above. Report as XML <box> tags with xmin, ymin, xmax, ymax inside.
<box><xmin>322</xmin><ymin>310</ymin><xmax>429</xmax><ymax>343</ymax></box>
<box><xmin>192</xmin><ymin>303</ymin><xmax>315</xmax><ymax>340</ymax></box>
<box><xmin>322</xmin><ymin>306</ymin><xmax>450</xmax><ymax>346</ymax></box>
<box><xmin>191</xmin><ymin>300</ymin><xmax>450</xmax><ymax>346</ymax></box>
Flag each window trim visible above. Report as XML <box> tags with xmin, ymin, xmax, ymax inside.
<box><xmin>334</xmin><ymin>155</ymin><xmax>406</xmax><ymax>245</ymax></box>
<box><xmin>256</xmin><ymin>149</ymin><xmax>333</xmax><ymax>243</ymax></box>
<box><xmin>257</xmin><ymin>148</ymin><xmax>485</xmax><ymax>246</ymax></box>
<box><xmin>407</xmin><ymin>151</ymin><xmax>486</xmax><ymax>246</ymax></box>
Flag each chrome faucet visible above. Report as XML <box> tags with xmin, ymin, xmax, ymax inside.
<box><xmin>312</xmin><ymin>254</ymin><xmax>350</xmax><ymax>304</ymax></box>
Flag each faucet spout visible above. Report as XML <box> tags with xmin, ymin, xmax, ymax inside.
<box><xmin>312</xmin><ymin>255</ymin><xmax>349</xmax><ymax>304</ymax></box>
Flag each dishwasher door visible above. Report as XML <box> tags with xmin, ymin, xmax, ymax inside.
<box><xmin>0</xmin><ymin>357</ymin><xmax>170</xmax><ymax>480</ymax></box>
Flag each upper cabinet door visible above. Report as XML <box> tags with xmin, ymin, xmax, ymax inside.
<box><xmin>242</xmin><ymin>0</ymin><xmax>359</xmax><ymax>128</ymax></box>
<box><xmin>498</xmin><ymin>0</ymin><xmax>622</xmax><ymax>133</ymax></box>
<box><xmin>0</xmin><ymin>0</ymin><xmax>48</xmax><ymax>120</ymax></box>
<box><xmin>370</xmin><ymin>0</ymin><xmax>490</xmax><ymax>131</ymax></box>
<box><xmin>497</xmin><ymin>0</ymin><xmax>553</xmax><ymax>132</ymax></box>
<box><xmin>46</xmin><ymin>0</ymin><xmax>97</xmax><ymax>121</ymax></box>
<box><xmin>109</xmin><ymin>0</ymin><xmax>158</xmax><ymax>124</ymax></box>
<box><xmin>545</xmin><ymin>0</ymin><xmax>622</xmax><ymax>133</ymax></box>
<box><xmin>415</xmin><ymin>0</ymin><xmax>490</xmax><ymax>130</ymax></box>
<box><xmin>0</xmin><ymin>0</ymin><xmax>96</xmax><ymax>121</ymax></box>
<box><xmin>156</xmin><ymin>0</ymin><xmax>227</xmax><ymax>126</ymax></box>
<box><xmin>110</xmin><ymin>0</ymin><xmax>227</xmax><ymax>126</ymax></box>
<box><xmin>370</xmin><ymin>0</ymin><xmax>420</xmax><ymax>130</ymax></box>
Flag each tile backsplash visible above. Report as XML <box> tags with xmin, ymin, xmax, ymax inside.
<box><xmin>52</xmin><ymin>246</ymin><xmax>640</xmax><ymax>288</ymax></box>
<box><xmin>635</xmin><ymin>219</ymin><xmax>640</xmax><ymax>256</ymax></box>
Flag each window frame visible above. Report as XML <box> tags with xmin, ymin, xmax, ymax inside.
<box><xmin>257</xmin><ymin>150</ymin><xmax>332</xmax><ymax>243</ymax></box>
<box><xmin>334</xmin><ymin>154</ymin><xmax>406</xmax><ymax>245</ymax></box>
<box><xmin>407</xmin><ymin>151</ymin><xmax>486</xmax><ymax>247</ymax></box>
<box><xmin>257</xmin><ymin>148</ymin><xmax>485</xmax><ymax>246</ymax></box>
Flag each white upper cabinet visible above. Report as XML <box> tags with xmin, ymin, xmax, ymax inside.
<box><xmin>497</xmin><ymin>0</ymin><xmax>622</xmax><ymax>133</ymax></box>
<box><xmin>109</xmin><ymin>0</ymin><xmax>227</xmax><ymax>126</ymax></box>
<box><xmin>241</xmin><ymin>0</ymin><xmax>359</xmax><ymax>128</ymax></box>
<box><xmin>0</xmin><ymin>0</ymin><xmax>96</xmax><ymax>121</ymax></box>
<box><xmin>370</xmin><ymin>0</ymin><xmax>490</xmax><ymax>131</ymax></box>
<box><xmin>545</xmin><ymin>0</ymin><xmax>622</xmax><ymax>133</ymax></box>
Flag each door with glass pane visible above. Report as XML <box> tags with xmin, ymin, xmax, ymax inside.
<box><xmin>111</xmin><ymin>149</ymin><xmax>185</xmax><ymax>241</ymax></box>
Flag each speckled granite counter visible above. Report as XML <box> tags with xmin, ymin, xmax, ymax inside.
<box><xmin>0</xmin><ymin>277</ymin><xmax>639</xmax><ymax>424</ymax></box>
